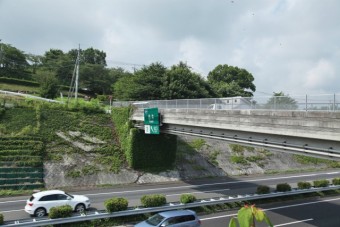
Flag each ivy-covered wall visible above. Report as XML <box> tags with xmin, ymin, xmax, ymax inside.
<box><xmin>129</xmin><ymin>129</ymin><xmax>177</xmax><ymax>170</ymax></box>
<box><xmin>111</xmin><ymin>107</ymin><xmax>177</xmax><ymax>171</ymax></box>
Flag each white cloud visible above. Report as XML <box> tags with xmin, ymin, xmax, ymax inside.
<box><xmin>304</xmin><ymin>60</ymin><xmax>335</xmax><ymax>90</ymax></box>
<box><xmin>0</xmin><ymin>0</ymin><xmax>339</xmax><ymax>95</ymax></box>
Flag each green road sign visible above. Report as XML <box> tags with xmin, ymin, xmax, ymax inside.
<box><xmin>144</xmin><ymin>125</ymin><xmax>160</xmax><ymax>134</ymax></box>
<box><xmin>144</xmin><ymin>108</ymin><xmax>159</xmax><ymax>125</ymax></box>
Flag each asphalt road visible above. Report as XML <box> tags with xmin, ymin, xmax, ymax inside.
<box><xmin>199</xmin><ymin>195</ymin><xmax>340</xmax><ymax>226</ymax></box>
<box><xmin>1</xmin><ymin>169</ymin><xmax>340</xmax><ymax>223</ymax></box>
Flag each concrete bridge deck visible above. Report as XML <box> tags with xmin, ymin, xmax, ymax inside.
<box><xmin>131</xmin><ymin>108</ymin><xmax>340</xmax><ymax>159</ymax></box>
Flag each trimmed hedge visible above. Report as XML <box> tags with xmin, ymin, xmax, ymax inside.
<box><xmin>256</xmin><ymin>185</ymin><xmax>270</xmax><ymax>194</ymax></box>
<box><xmin>141</xmin><ymin>194</ymin><xmax>166</xmax><ymax>207</ymax></box>
<box><xmin>104</xmin><ymin>197</ymin><xmax>128</xmax><ymax>213</ymax></box>
<box><xmin>313</xmin><ymin>180</ymin><xmax>329</xmax><ymax>188</ymax></box>
<box><xmin>276</xmin><ymin>183</ymin><xmax>291</xmax><ymax>192</ymax></box>
<box><xmin>180</xmin><ymin>194</ymin><xmax>196</xmax><ymax>204</ymax></box>
<box><xmin>297</xmin><ymin>182</ymin><xmax>312</xmax><ymax>189</ymax></box>
<box><xmin>49</xmin><ymin>205</ymin><xmax>73</xmax><ymax>219</ymax></box>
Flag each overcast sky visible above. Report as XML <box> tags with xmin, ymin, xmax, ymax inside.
<box><xmin>1</xmin><ymin>0</ymin><xmax>339</xmax><ymax>96</ymax></box>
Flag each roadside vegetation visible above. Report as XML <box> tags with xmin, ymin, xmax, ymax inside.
<box><xmin>2</xmin><ymin>177</ymin><xmax>339</xmax><ymax>226</ymax></box>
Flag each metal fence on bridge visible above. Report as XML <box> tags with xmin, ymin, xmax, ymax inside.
<box><xmin>112</xmin><ymin>94</ymin><xmax>340</xmax><ymax>112</ymax></box>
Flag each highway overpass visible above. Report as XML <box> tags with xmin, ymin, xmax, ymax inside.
<box><xmin>128</xmin><ymin>97</ymin><xmax>340</xmax><ymax>160</ymax></box>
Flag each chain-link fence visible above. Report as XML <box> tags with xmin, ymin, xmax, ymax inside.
<box><xmin>111</xmin><ymin>94</ymin><xmax>340</xmax><ymax>112</ymax></box>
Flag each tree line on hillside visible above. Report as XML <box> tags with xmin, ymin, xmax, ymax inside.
<box><xmin>0</xmin><ymin>42</ymin><xmax>258</xmax><ymax>101</ymax></box>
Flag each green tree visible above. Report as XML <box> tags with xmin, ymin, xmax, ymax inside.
<box><xmin>112</xmin><ymin>63</ymin><xmax>167</xmax><ymax>101</ymax></box>
<box><xmin>113</xmin><ymin>74</ymin><xmax>140</xmax><ymax>100</ymax></box>
<box><xmin>39</xmin><ymin>71</ymin><xmax>59</xmax><ymax>99</ymax></box>
<box><xmin>41</xmin><ymin>49</ymin><xmax>73</xmax><ymax>86</ymax></box>
<box><xmin>162</xmin><ymin>62</ymin><xmax>214</xmax><ymax>99</ymax></box>
<box><xmin>265</xmin><ymin>92</ymin><xmax>298</xmax><ymax>110</ymax></box>
<box><xmin>208</xmin><ymin>64</ymin><xmax>256</xmax><ymax>97</ymax></box>
<box><xmin>80</xmin><ymin>64</ymin><xmax>111</xmax><ymax>95</ymax></box>
<box><xmin>0</xmin><ymin>43</ymin><xmax>30</xmax><ymax>79</ymax></box>
<box><xmin>133</xmin><ymin>62</ymin><xmax>166</xmax><ymax>100</ymax></box>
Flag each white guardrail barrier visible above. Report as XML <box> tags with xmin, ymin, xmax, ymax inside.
<box><xmin>2</xmin><ymin>185</ymin><xmax>340</xmax><ymax>226</ymax></box>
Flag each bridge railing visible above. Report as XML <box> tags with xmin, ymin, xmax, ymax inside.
<box><xmin>112</xmin><ymin>94</ymin><xmax>340</xmax><ymax>112</ymax></box>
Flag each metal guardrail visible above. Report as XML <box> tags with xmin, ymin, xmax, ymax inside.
<box><xmin>0</xmin><ymin>90</ymin><xmax>63</xmax><ymax>103</ymax></box>
<box><xmin>112</xmin><ymin>94</ymin><xmax>340</xmax><ymax>112</ymax></box>
<box><xmin>2</xmin><ymin>185</ymin><xmax>340</xmax><ymax>227</ymax></box>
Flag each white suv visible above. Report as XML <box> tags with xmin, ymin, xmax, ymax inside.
<box><xmin>24</xmin><ymin>190</ymin><xmax>91</xmax><ymax>217</ymax></box>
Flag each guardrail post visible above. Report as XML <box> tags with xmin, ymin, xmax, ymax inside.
<box><xmin>305</xmin><ymin>94</ymin><xmax>308</xmax><ymax>111</ymax></box>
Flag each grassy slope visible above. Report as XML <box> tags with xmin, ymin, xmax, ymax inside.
<box><xmin>0</xmin><ymin>104</ymin><xmax>125</xmax><ymax>179</ymax></box>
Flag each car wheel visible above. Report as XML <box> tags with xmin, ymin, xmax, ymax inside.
<box><xmin>34</xmin><ymin>207</ymin><xmax>46</xmax><ymax>217</ymax></box>
<box><xmin>75</xmin><ymin>203</ymin><xmax>85</xmax><ymax>213</ymax></box>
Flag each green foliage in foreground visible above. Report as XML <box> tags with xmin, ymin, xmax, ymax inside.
<box><xmin>49</xmin><ymin>205</ymin><xmax>73</xmax><ymax>219</ymax></box>
<box><xmin>104</xmin><ymin>197</ymin><xmax>128</xmax><ymax>213</ymax></box>
<box><xmin>229</xmin><ymin>205</ymin><xmax>273</xmax><ymax>227</ymax></box>
<box><xmin>0</xmin><ymin>213</ymin><xmax>3</xmax><ymax>225</ymax></box>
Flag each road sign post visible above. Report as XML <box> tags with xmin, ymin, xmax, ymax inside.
<box><xmin>144</xmin><ymin>108</ymin><xmax>160</xmax><ymax>134</ymax></box>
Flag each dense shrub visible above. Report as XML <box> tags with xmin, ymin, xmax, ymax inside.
<box><xmin>332</xmin><ymin>178</ymin><xmax>340</xmax><ymax>185</ymax></box>
<box><xmin>0</xmin><ymin>213</ymin><xmax>3</xmax><ymax>225</ymax></box>
<box><xmin>141</xmin><ymin>194</ymin><xmax>166</xmax><ymax>207</ymax></box>
<box><xmin>276</xmin><ymin>183</ymin><xmax>291</xmax><ymax>192</ymax></box>
<box><xmin>256</xmin><ymin>185</ymin><xmax>270</xmax><ymax>194</ymax></box>
<box><xmin>297</xmin><ymin>182</ymin><xmax>312</xmax><ymax>189</ymax></box>
<box><xmin>313</xmin><ymin>180</ymin><xmax>329</xmax><ymax>188</ymax></box>
<box><xmin>104</xmin><ymin>197</ymin><xmax>128</xmax><ymax>213</ymax></box>
<box><xmin>48</xmin><ymin>205</ymin><xmax>73</xmax><ymax>219</ymax></box>
<box><xmin>180</xmin><ymin>194</ymin><xmax>196</xmax><ymax>204</ymax></box>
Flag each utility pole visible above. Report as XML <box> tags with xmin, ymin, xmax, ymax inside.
<box><xmin>0</xmin><ymin>39</ymin><xmax>3</xmax><ymax>68</ymax></box>
<box><xmin>75</xmin><ymin>44</ymin><xmax>80</xmax><ymax>101</ymax></box>
<box><xmin>67</xmin><ymin>44</ymin><xmax>81</xmax><ymax>104</ymax></box>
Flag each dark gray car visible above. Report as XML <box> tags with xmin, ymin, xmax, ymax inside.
<box><xmin>134</xmin><ymin>209</ymin><xmax>201</xmax><ymax>227</ymax></box>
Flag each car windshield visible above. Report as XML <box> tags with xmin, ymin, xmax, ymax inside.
<box><xmin>65</xmin><ymin>192</ymin><xmax>74</xmax><ymax>199</ymax></box>
<box><xmin>146</xmin><ymin>213</ymin><xmax>165</xmax><ymax>226</ymax></box>
<box><xmin>29</xmin><ymin>196</ymin><xmax>35</xmax><ymax>201</ymax></box>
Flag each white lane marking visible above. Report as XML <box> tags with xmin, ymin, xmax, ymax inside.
<box><xmin>274</xmin><ymin>218</ymin><xmax>313</xmax><ymax>226</ymax></box>
<box><xmin>0</xmin><ymin>209</ymin><xmax>24</xmax><ymax>213</ymax></box>
<box><xmin>1</xmin><ymin>171</ymin><xmax>339</xmax><ymax>203</ymax></box>
<box><xmin>326</xmin><ymin>172</ymin><xmax>339</xmax><ymax>174</ymax></box>
<box><xmin>85</xmin><ymin>172</ymin><xmax>337</xmax><ymax>197</ymax></box>
<box><xmin>166</xmin><ymin>188</ymin><xmax>230</xmax><ymax>197</ymax></box>
<box><xmin>262</xmin><ymin>197</ymin><xmax>340</xmax><ymax>212</ymax></box>
<box><xmin>0</xmin><ymin>200</ymin><xmax>26</xmax><ymax>204</ymax></box>
<box><xmin>200</xmin><ymin>197</ymin><xmax>340</xmax><ymax>221</ymax></box>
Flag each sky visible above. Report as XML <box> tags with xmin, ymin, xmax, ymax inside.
<box><xmin>0</xmin><ymin>0</ymin><xmax>339</xmax><ymax>96</ymax></box>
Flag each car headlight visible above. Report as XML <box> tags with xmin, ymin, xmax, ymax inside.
<box><xmin>85</xmin><ymin>199</ymin><xmax>90</xmax><ymax>202</ymax></box>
